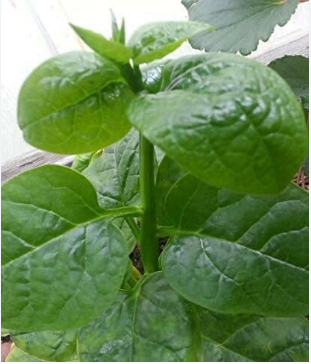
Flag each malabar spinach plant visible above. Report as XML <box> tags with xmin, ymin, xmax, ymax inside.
<box><xmin>2</xmin><ymin>11</ymin><xmax>309</xmax><ymax>362</ymax></box>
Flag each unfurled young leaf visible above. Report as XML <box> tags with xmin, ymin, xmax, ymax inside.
<box><xmin>70</xmin><ymin>24</ymin><xmax>132</xmax><ymax>64</ymax></box>
<box><xmin>1</xmin><ymin>165</ymin><xmax>137</xmax><ymax>331</ymax></box>
<box><xmin>128</xmin><ymin>53</ymin><xmax>307</xmax><ymax>194</ymax></box>
<box><xmin>158</xmin><ymin>157</ymin><xmax>308</xmax><ymax>317</ymax></box>
<box><xmin>110</xmin><ymin>10</ymin><xmax>126</xmax><ymax>45</ymax></box>
<box><xmin>128</xmin><ymin>21</ymin><xmax>212</xmax><ymax>65</ymax></box>
<box><xmin>269</xmin><ymin>55</ymin><xmax>309</xmax><ymax>110</ymax></box>
<box><xmin>110</xmin><ymin>10</ymin><xmax>121</xmax><ymax>43</ymax></box>
<box><xmin>18</xmin><ymin>51</ymin><xmax>133</xmax><ymax>154</ymax></box>
<box><xmin>183</xmin><ymin>0</ymin><xmax>299</xmax><ymax>55</ymax></box>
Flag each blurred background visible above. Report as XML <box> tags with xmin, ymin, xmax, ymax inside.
<box><xmin>1</xmin><ymin>0</ymin><xmax>309</xmax><ymax>163</ymax></box>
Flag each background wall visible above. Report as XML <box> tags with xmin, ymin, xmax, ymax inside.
<box><xmin>1</xmin><ymin>0</ymin><xmax>309</xmax><ymax>163</ymax></box>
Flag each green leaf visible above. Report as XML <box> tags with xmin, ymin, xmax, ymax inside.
<box><xmin>70</xmin><ymin>24</ymin><xmax>132</xmax><ymax>64</ymax></box>
<box><xmin>119</xmin><ymin>18</ymin><xmax>126</xmax><ymax>45</ymax></box>
<box><xmin>200</xmin><ymin>311</ymin><xmax>309</xmax><ymax>362</ymax></box>
<box><xmin>72</xmin><ymin>152</ymin><xmax>95</xmax><ymax>172</ymax></box>
<box><xmin>269</xmin><ymin>55</ymin><xmax>309</xmax><ymax>110</ymax></box>
<box><xmin>183</xmin><ymin>0</ymin><xmax>299</xmax><ymax>55</ymax></box>
<box><xmin>141</xmin><ymin>60</ymin><xmax>169</xmax><ymax>94</ymax></box>
<box><xmin>121</xmin><ymin>259</ymin><xmax>141</xmax><ymax>290</ymax></box>
<box><xmin>6</xmin><ymin>347</ymin><xmax>43</xmax><ymax>362</ymax></box>
<box><xmin>1</xmin><ymin>329</ymin><xmax>9</xmax><ymax>337</ymax></box>
<box><xmin>9</xmin><ymin>275</ymin><xmax>309</xmax><ymax>362</ymax></box>
<box><xmin>110</xmin><ymin>10</ymin><xmax>120</xmax><ymax>43</ymax></box>
<box><xmin>1</xmin><ymin>165</ymin><xmax>136</xmax><ymax>331</ymax></box>
<box><xmin>18</xmin><ymin>51</ymin><xmax>133</xmax><ymax>154</ymax></box>
<box><xmin>128</xmin><ymin>53</ymin><xmax>307</xmax><ymax>194</ymax></box>
<box><xmin>78</xmin><ymin>272</ymin><xmax>201</xmax><ymax>361</ymax></box>
<box><xmin>158</xmin><ymin>156</ymin><xmax>308</xmax><ymax>317</ymax></box>
<box><xmin>128</xmin><ymin>21</ymin><xmax>212</xmax><ymax>65</ymax></box>
<box><xmin>304</xmin><ymin>156</ymin><xmax>309</xmax><ymax>177</ymax></box>
<box><xmin>112</xmin><ymin>217</ymin><xmax>137</xmax><ymax>253</ymax></box>
<box><xmin>83</xmin><ymin>129</ymin><xmax>140</xmax><ymax>209</ymax></box>
<box><xmin>11</xmin><ymin>330</ymin><xmax>77</xmax><ymax>362</ymax></box>
<box><xmin>80</xmin><ymin>130</ymin><xmax>141</xmax><ymax>253</ymax></box>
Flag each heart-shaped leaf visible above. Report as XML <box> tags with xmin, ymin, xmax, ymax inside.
<box><xmin>183</xmin><ymin>0</ymin><xmax>299</xmax><ymax>55</ymax></box>
<box><xmin>1</xmin><ymin>165</ymin><xmax>139</xmax><ymax>331</ymax></box>
<box><xmin>269</xmin><ymin>55</ymin><xmax>309</xmax><ymax>110</ymax></box>
<box><xmin>128</xmin><ymin>53</ymin><xmax>307</xmax><ymax>194</ymax></box>
<box><xmin>18</xmin><ymin>51</ymin><xmax>133</xmax><ymax>154</ymax></box>
<box><xmin>70</xmin><ymin>24</ymin><xmax>132</xmax><ymax>64</ymax></box>
<box><xmin>158</xmin><ymin>157</ymin><xmax>308</xmax><ymax>317</ymax></box>
<box><xmin>128</xmin><ymin>21</ymin><xmax>212</xmax><ymax>65</ymax></box>
<box><xmin>11</xmin><ymin>273</ymin><xmax>308</xmax><ymax>362</ymax></box>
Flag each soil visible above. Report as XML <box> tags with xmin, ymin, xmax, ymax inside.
<box><xmin>1</xmin><ymin>338</ymin><xmax>12</xmax><ymax>362</ymax></box>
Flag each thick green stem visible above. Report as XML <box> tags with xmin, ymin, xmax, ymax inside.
<box><xmin>139</xmin><ymin>134</ymin><xmax>159</xmax><ymax>273</ymax></box>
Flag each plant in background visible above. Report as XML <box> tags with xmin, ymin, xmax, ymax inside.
<box><xmin>183</xmin><ymin>0</ymin><xmax>306</xmax><ymax>55</ymax></box>
<box><xmin>2</xmin><ymin>7</ymin><xmax>309</xmax><ymax>362</ymax></box>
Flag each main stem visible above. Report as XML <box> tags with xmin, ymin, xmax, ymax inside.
<box><xmin>139</xmin><ymin>134</ymin><xmax>159</xmax><ymax>273</ymax></box>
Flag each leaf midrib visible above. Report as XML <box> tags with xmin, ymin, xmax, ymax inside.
<box><xmin>21</xmin><ymin>78</ymin><xmax>125</xmax><ymax>131</ymax></box>
<box><xmin>162</xmin><ymin>230</ymin><xmax>307</xmax><ymax>274</ymax></box>
<box><xmin>2</xmin><ymin>205</ymin><xmax>141</xmax><ymax>269</ymax></box>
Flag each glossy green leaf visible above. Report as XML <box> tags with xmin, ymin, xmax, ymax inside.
<box><xmin>269</xmin><ymin>55</ymin><xmax>309</xmax><ymax>110</ymax></box>
<box><xmin>1</xmin><ymin>165</ymin><xmax>136</xmax><ymax>331</ymax></box>
<box><xmin>158</xmin><ymin>156</ymin><xmax>308</xmax><ymax>317</ymax></box>
<box><xmin>72</xmin><ymin>152</ymin><xmax>95</xmax><ymax>172</ymax></box>
<box><xmin>78</xmin><ymin>272</ymin><xmax>201</xmax><ymax>361</ymax></box>
<box><xmin>200</xmin><ymin>310</ymin><xmax>309</xmax><ymax>362</ymax></box>
<box><xmin>70</xmin><ymin>24</ymin><xmax>132</xmax><ymax>64</ymax></box>
<box><xmin>141</xmin><ymin>60</ymin><xmax>168</xmax><ymax>94</ymax></box>
<box><xmin>128</xmin><ymin>21</ymin><xmax>212</xmax><ymax>65</ymax></box>
<box><xmin>6</xmin><ymin>346</ymin><xmax>43</xmax><ymax>362</ymax></box>
<box><xmin>128</xmin><ymin>53</ymin><xmax>307</xmax><ymax>194</ymax></box>
<box><xmin>184</xmin><ymin>0</ymin><xmax>299</xmax><ymax>55</ymax></box>
<box><xmin>83</xmin><ymin>129</ymin><xmax>140</xmax><ymax>209</ymax></box>
<box><xmin>18</xmin><ymin>51</ymin><xmax>133</xmax><ymax>154</ymax></box>
<box><xmin>11</xmin><ymin>330</ymin><xmax>77</xmax><ymax>362</ymax></box>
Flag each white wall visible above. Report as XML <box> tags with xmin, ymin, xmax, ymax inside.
<box><xmin>1</xmin><ymin>0</ymin><xmax>309</xmax><ymax>163</ymax></box>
